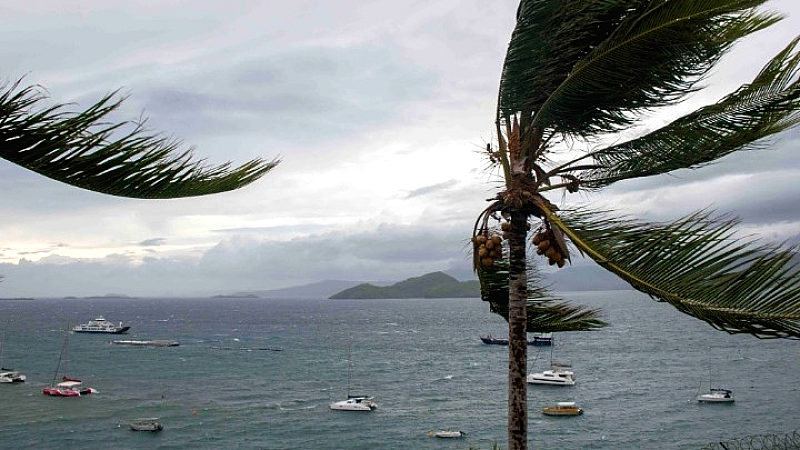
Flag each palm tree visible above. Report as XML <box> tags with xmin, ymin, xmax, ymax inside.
<box><xmin>0</xmin><ymin>79</ymin><xmax>278</xmax><ymax>198</ymax></box>
<box><xmin>473</xmin><ymin>1</ymin><xmax>800</xmax><ymax>449</ymax></box>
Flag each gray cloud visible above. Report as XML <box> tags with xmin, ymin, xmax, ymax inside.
<box><xmin>138</xmin><ymin>238</ymin><xmax>166</xmax><ymax>247</ymax></box>
<box><xmin>405</xmin><ymin>180</ymin><xmax>460</xmax><ymax>198</ymax></box>
<box><xmin>0</xmin><ymin>0</ymin><xmax>798</xmax><ymax>298</ymax></box>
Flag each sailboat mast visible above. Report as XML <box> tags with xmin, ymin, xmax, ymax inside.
<box><xmin>50</xmin><ymin>325</ymin><xmax>70</xmax><ymax>387</ymax></box>
<box><xmin>347</xmin><ymin>339</ymin><xmax>352</xmax><ymax>398</ymax></box>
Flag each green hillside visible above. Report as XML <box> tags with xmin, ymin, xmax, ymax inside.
<box><xmin>329</xmin><ymin>271</ymin><xmax>479</xmax><ymax>299</ymax></box>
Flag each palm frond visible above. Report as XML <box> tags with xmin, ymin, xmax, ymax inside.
<box><xmin>544</xmin><ymin>206</ymin><xmax>800</xmax><ymax>339</ymax></box>
<box><xmin>498</xmin><ymin>0</ymin><xmax>637</xmax><ymax>122</ymax></box>
<box><xmin>0</xmin><ymin>80</ymin><xmax>279</xmax><ymax>198</ymax></box>
<box><xmin>478</xmin><ymin>258</ymin><xmax>606</xmax><ymax>332</ymax></box>
<box><xmin>500</xmin><ymin>0</ymin><xmax>780</xmax><ymax>137</ymax></box>
<box><xmin>582</xmin><ymin>37</ymin><xmax>800</xmax><ymax>187</ymax></box>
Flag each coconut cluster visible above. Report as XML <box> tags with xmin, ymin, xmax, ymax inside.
<box><xmin>474</xmin><ymin>231</ymin><xmax>505</xmax><ymax>267</ymax></box>
<box><xmin>533</xmin><ymin>228</ymin><xmax>565</xmax><ymax>268</ymax></box>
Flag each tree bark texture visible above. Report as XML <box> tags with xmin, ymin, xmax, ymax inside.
<box><xmin>507</xmin><ymin>209</ymin><xmax>529</xmax><ymax>450</ymax></box>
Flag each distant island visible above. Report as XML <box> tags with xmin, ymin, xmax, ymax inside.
<box><xmin>329</xmin><ymin>271</ymin><xmax>479</xmax><ymax>299</ymax></box>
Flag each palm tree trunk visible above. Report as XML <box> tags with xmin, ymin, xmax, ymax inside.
<box><xmin>507</xmin><ymin>209</ymin><xmax>529</xmax><ymax>450</ymax></box>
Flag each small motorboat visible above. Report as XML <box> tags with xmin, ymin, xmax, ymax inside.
<box><xmin>330</xmin><ymin>395</ymin><xmax>377</xmax><ymax>411</ymax></box>
<box><xmin>531</xmin><ymin>333</ymin><xmax>553</xmax><ymax>346</ymax></box>
<box><xmin>0</xmin><ymin>370</ymin><xmax>27</xmax><ymax>383</ymax></box>
<box><xmin>429</xmin><ymin>430</ymin><xmax>465</xmax><ymax>438</ymax></box>
<box><xmin>542</xmin><ymin>401</ymin><xmax>583</xmax><ymax>417</ymax></box>
<box><xmin>528</xmin><ymin>362</ymin><xmax>575</xmax><ymax>386</ymax></box>
<box><xmin>129</xmin><ymin>418</ymin><xmax>163</xmax><ymax>431</ymax></box>
<box><xmin>697</xmin><ymin>388</ymin><xmax>734</xmax><ymax>403</ymax></box>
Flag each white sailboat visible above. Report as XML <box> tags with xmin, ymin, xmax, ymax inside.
<box><xmin>0</xmin><ymin>329</ymin><xmax>26</xmax><ymax>383</ymax></box>
<box><xmin>697</xmin><ymin>348</ymin><xmax>734</xmax><ymax>403</ymax></box>
<box><xmin>330</xmin><ymin>341</ymin><xmax>377</xmax><ymax>411</ymax></box>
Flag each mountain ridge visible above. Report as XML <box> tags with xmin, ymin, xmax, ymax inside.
<box><xmin>329</xmin><ymin>271</ymin><xmax>479</xmax><ymax>299</ymax></box>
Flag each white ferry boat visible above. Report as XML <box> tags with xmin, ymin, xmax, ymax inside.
<box><xmin>72</xmin><ymin>316</ymin><xmax>130</xmax><ymax>334</ymax></box>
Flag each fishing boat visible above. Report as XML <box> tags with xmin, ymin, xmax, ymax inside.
<box><xmin>42</xmin><ymin>328</ymin><xmax>97</xmax><ymax>397</ymax></box>
<box><xmin>429</xmin><ymin>430</ymin><xmax>465</xmax><ymax>438</ymax></box>
<box><xmin>330</xmin><ymin>341</ymin><xmax>377</xmax><ymax>411</ymax></box>
<box><xmin>542</xmin><ymin>401</ymin><xmax>583</xmax><ymax>416</ymax></box>
<box><xmin>72</xmin><ymin>316</ymin><xmax>130</xmax><ymax>334</ymax></box>
<box><xmin>129</xmin><ymin>418</ymin><xmax>163</xmax><ymax>431</ymax></box>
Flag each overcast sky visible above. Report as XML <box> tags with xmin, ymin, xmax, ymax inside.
<box><xmin>1</xmin><ymin>0</ymin><xmax>799</xmax><ymax>298</ymax></box>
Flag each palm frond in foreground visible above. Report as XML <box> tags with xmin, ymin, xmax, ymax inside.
<box><xmin>0</xmin><ymin>80</ymin><xmax>279</xmax><ymax>198</ymax></box>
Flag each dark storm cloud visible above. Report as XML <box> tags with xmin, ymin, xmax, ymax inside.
<box><xmin>133</xmin><ymin>44</ymin><xmax>437</xmax><ymax>146</ymax></box>
<box><xmin>405</xmin><ymin>180</ymin><xmax>459</xmax><ymax>198</ymax></box>
<box><xmin>138</xmin><ymin>238</ymin><xmax>166</xmax><ymax>247</ymax></box>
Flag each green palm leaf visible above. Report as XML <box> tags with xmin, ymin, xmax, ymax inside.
<box><xmin>478</xmin><ymin>259</ymin><xmax>606</xmax><ymax>332</ymax></box>
<box><xmin>0</xmin><ymin>81</ymin><xmax>279</xmax><ymax>198</ymax></box>
<box><xmin>581</xmin><ymin>37</ymin><xmax>800</xmax><ymax>187</ymax></box>
<box><xmin>499</xmin><ymin>0</ymin><xmax>780</xmax><ymax>136</ymax></box>
<box><xmin>544</xmin><ymin>207</ymin><xmax>800</xmax><ymax>339</ymax></box>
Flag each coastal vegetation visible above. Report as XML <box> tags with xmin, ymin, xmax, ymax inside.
<box><xmin>477</xmin><ymin>1</ymin><xmax>800</xmax><ymax>449</ymax></box>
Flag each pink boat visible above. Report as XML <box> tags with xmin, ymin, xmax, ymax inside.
<box><xmin>42</xmin><ymin>377</ymin><xmax>97</xmax><ymax>397</ymax></box>
<box><xmin>43</xmin><ymin>329</ymin><xmax>98</xmax><ymax>398</ymax></box>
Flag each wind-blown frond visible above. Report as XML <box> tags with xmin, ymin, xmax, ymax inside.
<box><xmin>543</xmin><ymin>207</ymin><xmax>800</xmax><ymax>339</ymax></box>
<box><xmin>478</xmin><ymin>259</ymin><xmax>606</xmax><ymax>332</ymax></box>
<box><xmin>582</xmin><ymin>37</ymin><xmax>800</xmax><ymax>187</ymax></box>
<box><xmin>500</xmin><ymin>0</ymin><xmax>780</xmax><ymax>136</ymax></box>
<box><xmin>498</xmin><ymin>0</ymin><xmax>635</xmax><ymax>121</ymax></box>
<box><xmin>0</xmin><ymin>81</ymin><xmax>279</xmax><ymax>199</ymax></box>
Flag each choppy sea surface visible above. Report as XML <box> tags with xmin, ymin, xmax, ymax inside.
<box><xmin>1</xmin><ymin>291</ymin><xmax>799</xmax><ymax>450</ymax></box>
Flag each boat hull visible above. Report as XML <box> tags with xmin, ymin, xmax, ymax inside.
<box><xmin>330</xmin><ymin>397</ymin><xmax>377</xmax><ymax>411</ymax></box>
<box><xmin>697</xmin><ymin>389</ymin><xmax>734</xmax><ymax>403</ymax></box>
<box><xmin>542</xmin><ymin>408</ymin><xmax>583</xmax><ymax>416</ymax></box>
<box><xmin>431</xmin><ymin>430</ymin><xmax>464</xmax><ymax>438</ymax></box>
<box><xmin>73</xmin><ymin>326</ymin><xmax>130</xmax><ymax>334</ymax></box>
<box><xmin>129</xmin><ymin>419</ymin><xmax>163</xmax><ymax>431</ymax></box>
<box><xmin>697</xmin><ymin>395</ymin><xmax>735</xmax><ymax>403</ymax></box>
<box><xmin>528</xmin><ymin>378</ymin><xmax>575</xmax><ymax>386</ymax></box>
<box><xmin>0</xmin><ymin>371</ymin><xmax>26</xmax><ymax>383</ymax></box>
<box><xmin>42</xmin><ymin>387</ymin><xmax>80</xmax><ymax>397</ymax></box>
<box><xmin>480</xmin><ymin>335</ymin><xmax>551</xmax><ymax>346</ymax></box>
<box><xmin>112</xmin><ymin>339</ymin><xmax>179</xmax><ymax>347</ymax></box>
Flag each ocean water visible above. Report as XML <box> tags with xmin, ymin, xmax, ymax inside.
<box><xmin>0</xmin><ymin>291</ymin><xmax>799</xmax><ymax>450</ymax></box>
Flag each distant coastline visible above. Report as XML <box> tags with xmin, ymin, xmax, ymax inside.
<box><xmin>329</xmin><ymin>271</ymin><xmax>479</xmax><ymax>299</ymax></box>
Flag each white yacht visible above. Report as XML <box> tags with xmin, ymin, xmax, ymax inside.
<box><xmin>72</xmin><ymin>316</ymin><xmax>130</xmax><ymax>334</ymax></box>
<box><xmin>527</xmin><ymin>362</ymin><xmax>575</xmax><ymax>386</ymax></box>
<box><xmin>0</xmin><ymin>370</ymin><xmax>26</xmax><ymax>383</ymax></box>
<box><xmin>697</xmin><ymin>388</ymin><xmax>734</xmax><ymax>403</ymax></box>
<box><xmin>330</xmin><ymin>395</ymin><xmax>378</xmax><ymax>411</ymax></box>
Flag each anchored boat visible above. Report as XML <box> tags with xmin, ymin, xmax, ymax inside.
<box><xmin>542</xmin><ymin>401</ymin><xmax>583</xmax><ymax>416</ymax></box>
<box><xmin>73</xmin><ymin>316</ymin><xmax>130</xmax><ymax>334</ymax></box>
